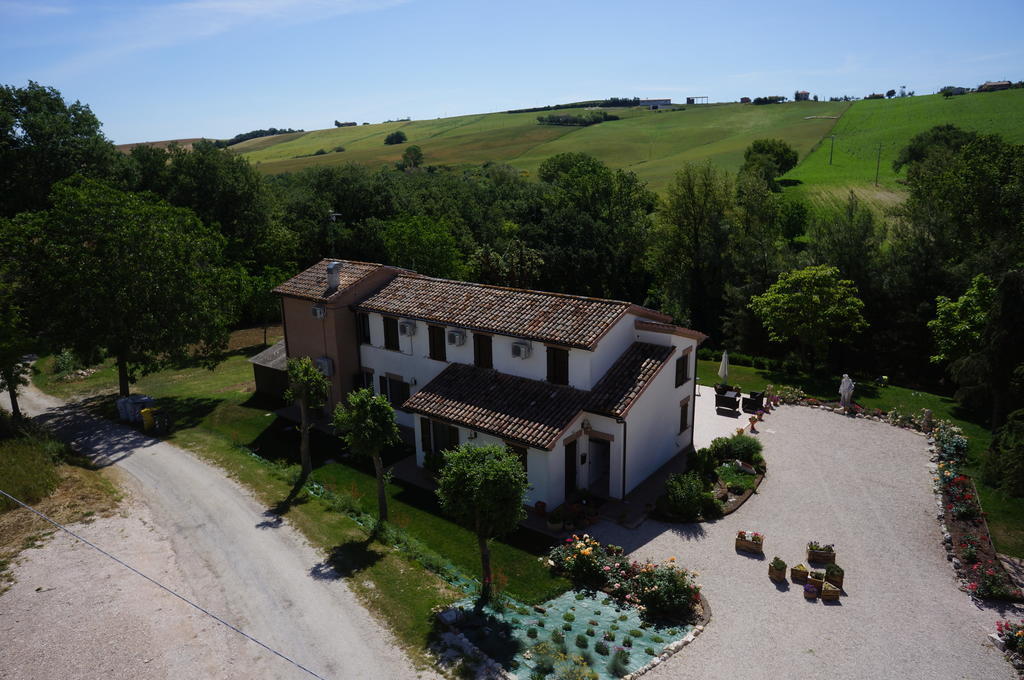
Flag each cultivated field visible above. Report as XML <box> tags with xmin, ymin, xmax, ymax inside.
<box><xmin>236</xmin><ymin>101</ymin><xmax>850</xmax><ymax>193</ymax></box>
<box><xmin>782</xmin><ymin>88</ymin><xmax>1024</xmax><ymax>213</ymax></box>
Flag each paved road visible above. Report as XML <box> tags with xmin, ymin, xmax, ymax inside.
<box><xmin>592</xmin><ymin>395</ymin><xmax>1022</xmax><ymax>680</ymax></box>
<box><xmin>2</xmin><ymin>385</ymin><xmax>431</xmax><ymax>680</ymax></box>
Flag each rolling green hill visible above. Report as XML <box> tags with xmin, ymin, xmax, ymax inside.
<box><xmin>781</xmin><ymin>88</ymin><xmax>1024</xmax><ymax>212</ymax></box>
<box><xmin>231</xmin><ymin>90</ymin><xmax>1024</xmax><ymax>205</ymax></box>
<box><xmin>236</xmin><ymin>101</ymin><xmax>849</xmax><ymax>193</ymax></box>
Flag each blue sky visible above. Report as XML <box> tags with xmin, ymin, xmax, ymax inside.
<box><xmin>2</xmin><ymin>0</ymin><xmax>1022</xmax><ymax>144</ymax></box>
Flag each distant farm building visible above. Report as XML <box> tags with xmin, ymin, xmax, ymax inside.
<box><xmin>740</xmin><ymin>96</ymin><xmax>751</xmax><ymax>104</ymax></box>
<box><xmin>638</xmin><ymin>98</ymin><xmax>674</xmax><ymax>109</ymax></box>
<box><xmin>685</xmin><ymin>96</ymin><xmax>709</xmax><ymax>105</ymax></box>
<box><xmin>978</xmin><ymin>81</ymin><xmax>1011</xmax><ymax>92</ymax></box>
<box><xmin>795</xmin><ymin>90</ymin><xmax>810</xmax><ymax>101</ymax></box>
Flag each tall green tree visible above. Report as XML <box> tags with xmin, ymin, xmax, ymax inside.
<box><xmin>928</xmin><ymin>274</ymin><xmax>996</xmax><ymax>365</ymax></box>
<box><xmin>331</xmin><ymin>388</ymin><xmax>401</xmax><ymax>524</ymax></box>
<box><xmin>749</xmin><ymin>264</ymin><xmax>868</xmax><ymax>367</ymax></box>
<box><xmin>377</xmin><ymin>214</ymin><xmax>466</xmax><ymax>279</ymax></box>
<box><xmin>436</xmin><ymin>444</ymin><xmax>528</xmax><ymax>603</ymax></box>
<box><xmin>648</xmin><ymin>162</ymin><xmax>733</xmax><ymax>333</ymax></box>
<box><xmin>397</xmin><ymin>144</ymin><xmax>424</xmax><ymax>170</ymax></box>
<box><xmin>3</xmin><ymin>177</ymin><xmax>233</xmax><ymax>397</ymax></box>
<box><xmin>0</xmin><ymin>264</ymin><xmax>31</xmax><ymax>420</ymax></box>
<box><xmin>739</xmin><ymin>139</ymin><xmax>798</xmax><ymax>189</ymax></box>
<box><xmin>284</xmin><ymin>357</ymin><xmax>330</xmax><ymax>484</ymax></box>
<box><xmin>0</xmin><ymin>81</ymin><xmax>122</xmax><ymax>218</ymax></box>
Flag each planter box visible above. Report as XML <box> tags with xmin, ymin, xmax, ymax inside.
<box><xmin>803</xmin><ymin>586</ymin><xmax>818</xmax><ymax>600</ymax></box>
<box><xmin>808</xmin><ymin>575</ymin><xmax>825</xmax><ymax>591</ymax></box>
<box><xmin>807</xmin><ymin>549</ymin><xmax>836</xmax><ymax>564</ymax></box>
<box><xmin>821</xmin><ymin>583</ymin><xmax>840</xmax><ymax>602</ymax></box>
<box><xmin>735</xmin><ymin>538</ymin><xmax>764</xmax><ymax>554</ymax></box>
<box><xmin>790</xmin><ymin>566</ymin><xmax>809</xmax><ymax>584</ymax></box>
<box><xmin>825</xmin><ymin>572</ymin><xmax>844</xmax><ymax>589</ymax></box>
<box><xmin>768</xmin><ymin>566</ymin><xmax>786</xmax><ymax>582</ymax></box>
<box><xmin>546</xmin><ymin>519</ymin><xmax>564</xmax><ymax>532</ymax></box>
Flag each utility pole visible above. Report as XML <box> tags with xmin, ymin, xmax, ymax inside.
<box><xmin>829</xmin><ymin>135</ymin><xmax>835</xmax><ymax>165</ymax></box>
<box><xmin>874</xmin><ymin>143</ymin><xmax>882</xmax><ymax>186</ymax></box>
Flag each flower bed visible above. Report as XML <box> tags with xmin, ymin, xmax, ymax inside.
<box><xmin>993</xmin><ymin>619</ymin><xmax>1024</xmax><ymax>677</ymax></box>
<box><xmin>547</xmin><ymin>535</ymin><xmax>703</xmax><ymax>624</ymax></box>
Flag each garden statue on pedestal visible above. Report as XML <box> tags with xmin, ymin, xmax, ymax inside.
<box><xmin>839</xmin><ymin>374</ymin><xmax>855</xmax><ymax>409</ymax></box>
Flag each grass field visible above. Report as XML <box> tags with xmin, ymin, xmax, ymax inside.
<box><xmin>31</xmin><ymin>329</ymin><xmax>568</xmax><ymax>630</ymax></box>
<box><xmin>696</xmin><ymin>359</ymin><xmax>1023</xmax><ymax>558</ymax></box>
<box><xmin>237</xmin><ymin>101</ymin><xmax>849</xmax><ymax>193</ymax></box>
<box><xmin>781</xmin><ymin>88</ymin><xmax>1024</xmax><ymax>214</ymax></box>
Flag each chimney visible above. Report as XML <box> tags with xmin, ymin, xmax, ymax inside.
<box><xmin>326</xmin><ymin>261</ymin><xmax>341</xmax><ymax>294</ymax></box>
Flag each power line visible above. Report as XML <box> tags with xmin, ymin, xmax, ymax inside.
<box><xmin>0</xmin><ymin>488</ymin><xmax>331</xmax><ymax>680</ymax></box>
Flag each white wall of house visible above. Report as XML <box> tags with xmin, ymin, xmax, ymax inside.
<box><xmin>491</xmin><ymin>335</ymin><xmax>546</xmax><ymax>381</ymax></box>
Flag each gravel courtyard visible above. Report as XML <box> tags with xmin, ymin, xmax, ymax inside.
<box><xmin>591</xmin><ymin>394</ymin><xmax>1021</xmax><ymax>680</ymax></box>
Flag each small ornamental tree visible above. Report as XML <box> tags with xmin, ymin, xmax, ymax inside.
<box><xmin>331</xmin><ymin>388</ymin><xmax>400</xmax><ymax>523</ymax></box>
<box><xmin>384</xmin><ymin>130</ymin><xmax>407</xmax><ymax>145</ymax></box>
<box><xmin>436</xmin><ymin>444</ymin><xmax>528</xmax><ymax>603</ymax></box>
<box><xmin>284</xmin><ymin>357</ymin><xmax>330</xmax><ymax>483</ymax></box>
<box><xmin>748</xmin><ymin>264</ymin><xmax>868</xmax><ymax>367</ymax></box>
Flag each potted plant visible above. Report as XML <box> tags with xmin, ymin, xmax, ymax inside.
<box><xmin>535</xmin><ymin>500</ymin><xmax>547</xmax><ymax>518</ymax></box>
<box><xmin>824</xmin><ymin>563</ymin><xmax>844</xmax><ymax>589</ymax></box>
<box><xmin>735</xmin><ymin>530</ymin><xmax>764</xmax><ymax>554</ymax></box>
<box><xmin>546</xmin><ymin>506</ymin><xmax>564</xmax><ymax>532</ymax></box>
<box><xmin>748</xmin><ymin>415</ymin><xmax>758</xmax><ymax>432</ymax></box>
<box><xmin>790</xmin><ymin>563</ymin><xmax>808</xmax><ymax>583</ymax></box>
<box><xmin>768</xmin><ymin>556</ymin><xmax>787</xmax><ymax>582</ymax></box>
<box><xmin>755</xmin><ymin>409</ymin><xmax>765</xmax><ymax>421</ymax></box>
<box><xmin>821</xmin><ymin>582</ymin><xmax>840</xmax><ymax>602</ymax></box>
<box><xmin>803</xmin><ymin>583</ymin><xmax>818</xmax><ymax>600</ymax></box>
<box><xmin>807</xmin><ymin>541</ymin><xmax>836</xmax><ymax>564</ymax></box>
<box><xmin>808</xmin><ymin>570</ymin><xmax>825</xmax><ymax>591</ymax></box>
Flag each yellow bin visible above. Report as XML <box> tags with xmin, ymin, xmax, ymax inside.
<box><xmin>141</xmin><ymin>407</ymin><xmax>156</xmax><ymax>431</ymax></box>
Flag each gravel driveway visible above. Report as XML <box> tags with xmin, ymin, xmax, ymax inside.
<box><xmin>1</xmin><ymin>385</ymin><xmax>432</xmax><ymax>680</ymax></box>
<box><xmin>591</xmin><ymin>394</ymin><xmax>1022</xmax><ymax>680</ymax></box>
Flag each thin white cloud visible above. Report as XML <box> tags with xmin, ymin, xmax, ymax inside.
<box><xmin>0</xmin><ymin>0</ymin><xmax>71</xmax><ymax>15</ymax></box>
<box><xmin>45</xmin><ymin>0</ymin><xmax>407</xmax><ymax>78</ymax></box>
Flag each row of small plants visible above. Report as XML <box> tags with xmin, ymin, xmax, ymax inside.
<box><xmin>656</xmin><ymin>433</ymin><xmax>765</xmax><ymax>522</ymax></box>
<box><xmin>546</xmin><ymin>535</ymin><xmax>702</xmax><ymax>623</ymax></box>
<box><xmin>933</xmin><ymin>424</ymin><xmax>1022</xmax><ymax>601</ymax></box>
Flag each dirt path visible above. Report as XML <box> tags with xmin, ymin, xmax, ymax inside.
<box><xmin>1</xmin><ymin>385</ymin><xmax>433</xmax><ymax>680</ymax></box>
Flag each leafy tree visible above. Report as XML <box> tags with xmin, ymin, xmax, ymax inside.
<box><xmin>808</xmin><ymin>192</ymin><xmax>879</xmax><ymax>290</ymax></box>
<box><xmin>246</xmin><ymin>267</ymin><xmax>291</xmax><ymax>345</ymax></box>
<box><xmin>748</xmin><ymin>265</ymin><xmax>868</xmax><ymax>366</ymax></box>
<box><xmin>384</xmin><ymin>130</ymin><xmax>407</xmax><ymax>145</ymax></box>
<box><xmin>886</xmin><ymin>89</ymin><xmax>897</xmax><ymax>98</ymax></box>
<box><xmin>436</xmin><ymin>444</ymin><xmax>528</xmax><ymax>603</ymax></box>
<box><xmin>0</xmin><ymin>81</ymin><xmax>121</xmax><ymax>218</ymax></box>
<box><xmin>0</xmin><ymin>265</ymin><xmax>30</xmax><ymax>420</ymax></box>
<box><xmin>649</xmin><ymin>162</ymin><xmax>733</xmax><ymax>333</ymax></box>
<box><xmin>3</xmin><ymin>177</ymin><xmax>233</xmax><ymax>397</ymax></box>
<box><xmin>331</xmin><ymin>388</ymin><xmax>401</xmax><ymax>523</ymax></box>
<box><xmin>284</xmin><ymin>357</ymin><xmax>330</xmax><ymax>483</ymax></box>
<box><xmin>397</xmin><ymin>144</ymin><xmax>423</xmax><ymax>170</ymax></box>
<box><xmin>928</xmin><ymin>274</ymin><xmax>996</xmax><ymax>364</ymax></box>
<box><xmin>739</xmin><ymin>139</ymin><xmax>798</xmax><ymax>189</ymax></box>
<box><xmin>892</xmin><ymin>124</ymin><xmax>979</xmax><ymax>173</ymax></box>
<box><xmin>377</xmin><ymin>214</ymin><xmax>465</xmax><ymax>279</ymax></box>
<box><xmin>982</xmin><ymin>409</ymin><xmax>1024</xmax><ymax>497</ymax></box>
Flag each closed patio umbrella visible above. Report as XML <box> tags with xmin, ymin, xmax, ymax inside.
<box><xmin>718</xmin><ymin>350</ymin><xmax>729</xmax><ymax>386</ymax></box>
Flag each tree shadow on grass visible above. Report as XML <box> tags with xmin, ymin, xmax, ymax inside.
<box><xmin>309</xmin><ymin>537</ymin><xmax>383</xmax><ymax>580</ymax></box>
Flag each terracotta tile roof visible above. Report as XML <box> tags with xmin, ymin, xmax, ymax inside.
<box><xmin>356</xmin><ymin>275</ymin><xmax>667</xmax><ymax>350</ymax></box>
<box><xmin>635</xmin><ymin>319</ymin><xmax>708</xmax><ymax>344</ymax></box>
<box><xmin>587</xmin><ymin>342</ymin><xmax>676</xmax><ymax>418</ymax></box>
<box><xmin>273</xmin><ymin>259</ymin><xmax>384</xmax><ymax>302</ymax></box>
<box><xmin>402</xmin><ymin>363</ymin><xmax>590</xmax><ymax>450</ymax></box>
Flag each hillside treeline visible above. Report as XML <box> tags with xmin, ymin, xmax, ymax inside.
<box><xmin>2</xmin><ymin>82</ymin><xmax>1022</xmax><ymax>428</ymax></box>
<box><xmin>212</xmin><ymin>127</ymin><xmax>303</xmax><ymax>148</ymax></box>
<box><xmin>536</xmin><ymin>111</ymin><xmax>620</xmax><ymax>126</ymax></box>
<box><xmin>508</xmin><ymin>97</ymin><xmax>647</xmax><ymax>114</ymax></box>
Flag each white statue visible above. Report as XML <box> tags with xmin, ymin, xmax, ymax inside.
<box><xmin>839</xmin><ymin>374</ymin><xmax>855</xmax><ymax>408</ymax></box>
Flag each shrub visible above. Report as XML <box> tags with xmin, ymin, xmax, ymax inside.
<box><xmin>651</xmin><ymin>635</ymin><xmax>664</xmax><ymax>643</ymax></box>
<box><xmin>603</xmin><ymin>631</ymin><xmax>615</xmax><ymax>641</ymax></box>
<box><xmin>644</xmin><ymin>647</ymin><xmax>657</xmax><ymax>656</ymax></box>
<box><xmin>661</xmin><ymin>471</ymin><xmax>704</xmax><ymax>521</ymax></box>
<box><xmin>958</xmin><ymin>535</ymin><xmax>981</xmax><ymax>563</ymax></box>
<box><xmin>563</xmin><ymin>612</ymin><xmax>575</xmax><ymax>622</ymax></box>
<box><xmin>627</xmin><ymin>562</ymin><xmax>702</xmax><ymax>621</ymax></box>
<box><xmin>621</xmin><ymin>636</ymin><xmax>633</xmax><ymax>648</ymax></box>
<box><xmin>824</xmin><ymin>563</ymin><xmax>843</xmax><ymax>577</ymax></box>
<box><xmin>699</xmin><ymin>492</ymin><xmax>724</xmax><ymax>519</ymax></box>
<box><xmin>0</xmin><ymin>434</ymin><xmax>62</xmax><ymax>510</ymax></box>
<box><xmin>527</xmin><ymin>627</ymin><xmax>538</xmax><ymax>638</ymax></box>
<box><xmin>608</xmin><ymin>649</ymin><xmax>630</xmax><ymax>677</ymax></box>
<box><xmin>689</xmin><ymin>446</ymin><xmax>717</xmax><ymax>477</ymax></box>
<box><xmin>551</xmin><ymin>630</ymin><xmax>565</xmax><ymax>644</ymax></box>
<box><xmin>549</xmin><ymin>535</ymin><xmax>611</xmax><ymax>587</ymax></box>
<box><xmin>333</xmin><ymin>145</ymin><xmax>345</xmax><ymax>152</ymax></box>
<box><xmin>729</xmin><ymin>434</ymin><xmax>763</xmax><ymax>463</ymax></box>
<box><xmin>384</xmin><ymin>130</ymin><xmax>407</xmax><ymax>145</ymax></box>
<box><xmin>53</xmin><ymin>348</ymin><xmax>82</xmax><ymax>375</ymax></box>
<box><xmin>586</xmin><ymin>628</ymin><xmax>595</xmax><ymax>637</ymax></box>
<box><xmin>575</xmin><ymin>634</ymin><xmax>589</xmax><ymax>649</ymax></box>
<box><xmin>563</xmin><ymin>623</ymin><xmax>573</xmax><ymax>631</ymax></box>
<box><xmin>996</xmin><ymin>619</ymin><xmax>1024</xmax><ymax>652</ymax></box>
<box><xmin>716</xmin><ymin>463</ymin><xmax>755</xmax><ymax>493</ymax></box>
<box><xmin>770</xmin><ymin>556</ymin><xmax>787</xmax><ymax>570</ymax></box>
<box><xmin>628</xmin><ymin>629</ymin><xmax>642</xmax><ymax>638</ymax></box>
<box><xmin>595</xmin><ymin>640</ymin><xmax>610</xmax><ymax>655</ymax></box>
<box><xmin>313</xmin><ymin>148</ymin><xmax>327</xmax><ymax>156</ymax></box>
<box><xmin>553</xmin><ymin>655</ymin><xmax>598</xmax><ymax>680</ymax></box>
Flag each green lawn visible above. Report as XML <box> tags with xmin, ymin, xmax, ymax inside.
<box><xmin>782</xmin><ymin>89</ymin><xmax>1024</xmax><ymax>214</ymax></box>
<box><xmin>238</xmin><ymin>101</ymin><xmax>849</xmax><ymax>194</ymax></box>
<box><xmin>31</xmin><ymin>337</ymin><xmax>567</xmax><ymax>607</ymax></box>
<box><xmin>698</xmin><ymin>359</ymin><xmax>1023</xmax><ymax>557</ymax></box>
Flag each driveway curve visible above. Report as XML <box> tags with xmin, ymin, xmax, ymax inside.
<box><xmin>592</xmin><ymin>396</ymin><xmax>1021</xmax><ymax>680</ymax></box>
<box><xmin>2</xmin><ymin>385</ymin><xmax>431</xmax><ymax>680</ymax></box>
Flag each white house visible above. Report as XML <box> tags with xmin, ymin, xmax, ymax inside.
<box><xmin>274</xmin><ymin>259</ymin><xmax>706</xmax><ymax>509</ymax></box>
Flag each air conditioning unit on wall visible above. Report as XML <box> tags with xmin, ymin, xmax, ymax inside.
<box><xmin>315</xmin><ymin>356</ymin><xmax>334</xmax><ymax>377</ymax></box>
<box><xmin>311</xmin><ymin>304</ymin><xmax>326</xmax><ymax>320</ymax></box>
<box><xmin>511</xmin><ymin>341</ymin><xmax>531</xmax><ymax>359</ymax></box>
<box><xmin>399</xmin><ymin>320</ymin><xmax>417</xmax><ymax>336</ymax></box>
<box><xmin>447</xmin><ymin>329</ymin><xmax>465</xmax><ymax>346</ymax></box>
